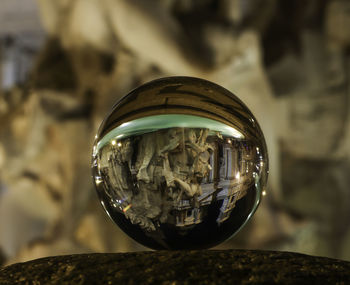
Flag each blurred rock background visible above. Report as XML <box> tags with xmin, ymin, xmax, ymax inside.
<box><xmin>0</xmin><ymin>0</ymin><xmax>350</xmax><ymax>265</ymax></box>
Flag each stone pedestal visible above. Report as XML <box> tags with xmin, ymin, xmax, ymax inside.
<box><xmin>0</xmin><ymin>250</ymin><xmax>349</xmax><ymax>284</ymax></box>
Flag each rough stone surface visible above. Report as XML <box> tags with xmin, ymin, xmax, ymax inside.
<box><xmin>0</xmin><ymin>250</ymin><xmax>349</xmax><ymax>284</ymax></box>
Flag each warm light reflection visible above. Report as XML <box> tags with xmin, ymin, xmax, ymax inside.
<box><xmin>111</xmin><ymin>140</ymin><xmax>116</xmax><ymax>145</ymax></box>
<box><xmin>123</xmin><ymin>204</ymin><xmax>132</xmax><ymax>212</ymax></box>
<box><xmin>235</xmin><ymin>172</ymin><xmax>240</xmax><ymax>179</ymax></box>
<box><xmin>95</xmin><ymin>176</ymin><xmax>103</xmax><ymax>185</ymax></box>
<box><xmin>262</xmin><ymin>190</ymin><xmax>267</xmax><ymax>196</ymax></box>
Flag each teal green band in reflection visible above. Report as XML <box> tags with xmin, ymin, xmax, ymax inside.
<box><xmin>95</xmin><ymin>114</ymin><xmax>244</xmax><ymax>154</ymax></box>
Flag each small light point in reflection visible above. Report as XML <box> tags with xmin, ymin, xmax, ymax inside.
<box><xmin>262</xmin><ymin>190</ymin><xmax>267</xmax><ymax>196</ymax></box>
<box><xmin>123</xmin><ymin>204</ymin><xmax>132</xmax><ymax>212</ymax></box>
<box><xmin>117</xmin><ymin>142</ymin><xmax>122</xmax><ymax>147</ymax></box>
<box><xmin>95</xmin><ymin>176</ymin><xmax>103</xmax><ymax>185</ymax></box>
<box><xmin>111</xmin><ymin>140</ymin><xmax>116</xmax><ymax>146</ymax></box>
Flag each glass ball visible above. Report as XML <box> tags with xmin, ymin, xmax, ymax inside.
<box><xmin>92</xmin><ymin>77</ymin><xmax>268</xmax><ymax>250</ymax></box>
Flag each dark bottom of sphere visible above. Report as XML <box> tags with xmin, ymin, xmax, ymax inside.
<box><xmin>103</xmin><ymin>185</ymin><xmax>257</xmax><ymax>250</ymax></box>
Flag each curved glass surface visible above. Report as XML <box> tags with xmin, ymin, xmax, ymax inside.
<box><xmin>92</xmin><ymin>77</ymin><xmax>268</xmax><ymax>250</ymax></box>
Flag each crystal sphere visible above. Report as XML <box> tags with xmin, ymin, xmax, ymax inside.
<box><xmin>92</xmin><ymin>77</ymin><xmax>268</xmax><ymax>250</ymax></box>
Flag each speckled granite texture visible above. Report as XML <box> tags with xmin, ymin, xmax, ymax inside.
<box><xmin>0</xmin><ymin>250</ymin><xmax>349</xmax><ymax>284</ymax></box>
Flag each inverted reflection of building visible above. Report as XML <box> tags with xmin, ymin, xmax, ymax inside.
<box><xmin>97</xmin><ymin>131</ymin><xmax>258</xmax><ymax>229</ymax></box>
<box><xmin>99</xmin><ymin>167</ymin><xmax>114</xmax><ymax>200</ymax></box>
<box><xmin>175</xmin><ymin>206</ymin><xmax>202</xmax><ymax>227</ymax></box>
<box><xmin>108</xmin><ymin>149</ymin><xmax>131</xmax><ymax>199</ymax></box>
<box><xmin>173</xmin><ymin>138</ymin><xmax>255</xmax><ymax>227</ymax></box>
<box><xmin>217</xmin><ymin>181</ymin><xmax>246</xmax><ymax>223</ymax></box>
<box><xmin>175</xmin><ymin>135</ymin><xmax>254</xmax><ymax>226</ymax></box>
<box><xmin>173</xmin><ymin>178</ymin><xmax>254</xmax><ymax>226</ymax></box>
<box><xmin>206</xmin><ymin>138</ymin><xmax>256</xmax><ymax>184</ymax></box>
<box><xmin>220</xmin><ymin>144</ymin><xmax>239</xmax><ymax>180</ymax></box>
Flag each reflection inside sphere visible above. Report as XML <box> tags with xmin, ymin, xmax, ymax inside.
<box><xmin>92</xmin><ymin>77</ymin><xmax>268</xmax><ymax>250</ymax></box>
